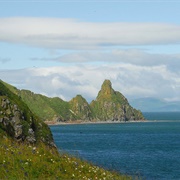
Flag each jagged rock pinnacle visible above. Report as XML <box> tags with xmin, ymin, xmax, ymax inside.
<box><xmin>99</xmin><ymin>79</ymin><xmax>114</xmax><ymax>95</ymax></box>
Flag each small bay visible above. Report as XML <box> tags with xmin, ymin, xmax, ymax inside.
<box><xmin>50</xmin><ymin>112</ymin><xmax>180</xmax><ymax>179</ymax></box>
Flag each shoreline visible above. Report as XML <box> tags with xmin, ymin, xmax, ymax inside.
<box><xmin>45</xmin><ymin>119</ymin><xmax>180</xmax><ymax>126</ymax></box>
<box><xmin>45</xmin><ymin>119</ymin><xmax>147</xmax><ymax>125</ymax></box>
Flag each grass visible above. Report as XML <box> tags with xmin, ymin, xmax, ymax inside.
<box><xmin>0</xmin><ymin>136</ymin><xmax>132</xmax><ymax>180</ymax></box>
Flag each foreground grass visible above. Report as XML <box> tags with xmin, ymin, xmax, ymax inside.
<box><xmin>0</xmin><ymin>137</ymin><xmax>131</xmax><ymax>180</ymax></box>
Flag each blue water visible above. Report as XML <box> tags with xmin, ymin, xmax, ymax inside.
<box><xmin>50</xmin><ymin>112</ymin><xmax>180</xmax><ymax>179</ymax></box>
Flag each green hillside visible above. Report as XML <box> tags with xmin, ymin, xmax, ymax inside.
<box><xmin>20</xmin><ymin>91</ymin><xmax>70</xmax><ymax>121</ymax></box>
<box><xmin>1</xmin><ymin>79</ymin><xmax>145</xmax><ymax>122</ymax></box>
<box><xmin>0</xmin><ymin>79</ymin><xmax>131</xmax><ymax>180</ymax></box>
<box><xmin>90</xmin><ymin>80</ymin><xmax>144</xmax><ymax>121</ymax></box>
<box><xmin>69</xmin><ymin>95</ymin><xmax>93</xmax><ymax>121</ymax></box>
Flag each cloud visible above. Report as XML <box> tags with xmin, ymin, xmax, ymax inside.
<box><xmin>0</xmin><ymin>18</ymin><xmax>180</xmax><ymax>49</ymax></box>
<box><xmin>30</xmin><ymin>49</ymin><xmax>180</xmax><ymax>71</ymax></box>
<box><xmin>0</xmin><ymin>64</ymin><xmax>179</xmax><ymax>102</ymax></box>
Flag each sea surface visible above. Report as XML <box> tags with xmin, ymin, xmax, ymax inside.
<box><xmin>50</xmin><ymin>112</ymin><xmax>180</xmax><ymax>180</ymax></box>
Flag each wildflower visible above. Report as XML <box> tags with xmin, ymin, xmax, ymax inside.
<box><xmin>25</xmin><ymin>162</ymin><xmax>28</xmax><ymax>165</ymax></box>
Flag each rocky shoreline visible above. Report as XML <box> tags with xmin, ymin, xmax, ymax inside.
<box><xmin>45</xmin><ymin>119</ymin><xmax>146</xmax><ymax>125</ymax></box>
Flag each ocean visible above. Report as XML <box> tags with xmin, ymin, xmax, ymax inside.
<box><xmin>50</xmin><ymin>112</ymin><xmax>180</xmax><ymax>179</ymax></box>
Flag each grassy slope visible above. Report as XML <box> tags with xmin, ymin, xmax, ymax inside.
<box><xmin>1</xmin><ymin>81</ymin><xmax>71</xmax><ymax>121</ymax></box>
<box><xmin>69</xmin><ymin>95</ymin><xmax>93</xmax><ymax>120</ymax></box>
<box><xmin>20</xmin><ymin>90</ymin><xmax>58</xmax><ymax>121</ymax></box>
<box><xmin>1</xmin><ymin>80</ymin><xmax>145</xmax><ymax>122</ymax></box>
<box><xmin>0</xmin><ymin>135</ymin><xmax>131</xmax><ymax>180</ymax></box>
<box><xmin>41</xmin><ymin>96</ymin><xmax>70</xmax><ymax>121</ymax></box>
<box><xmin>0</xmin><ymin>80</ymin><xmax>132</xmax><ymax>179</ymax></box>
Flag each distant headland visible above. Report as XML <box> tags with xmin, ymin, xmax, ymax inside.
<box><xmin>0</xmin><ymin>79</ymin><xmax>145</xmax><ymax>124</ymax></box>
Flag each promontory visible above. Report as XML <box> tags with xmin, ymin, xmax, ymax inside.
<box><xmin>0</xmin><ymin>79</ymin><xmax>145</xmax><ymax>123</ymax></box>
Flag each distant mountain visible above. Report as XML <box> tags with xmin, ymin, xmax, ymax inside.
<box><xmin>1</xmin><ymin>79</ymin><xmax>145</xmax><ymax>122</ymax></box>
<box><xmin>129</xmin><ymin>97</ymin><xmax>180</xmax><ymax>112</ymax></box>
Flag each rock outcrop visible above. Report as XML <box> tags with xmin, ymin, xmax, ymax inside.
<box><xmin>90</xmin><ymin>80</ymin><xmax>145</xmax><ymax>121</ymax></box>
<box><xmin>1</xmin><ymin>79</ymin><xmax>145</xmax><ymax>122</ymax></box>
<box><xmin>0</xmin><ymin>80</ymin><xmax>55</xmax><ymax>146</ymax></box>
<box><xmin>69</xmin><ymin>95</ymin><xmax>93</xmax><ymax>121</ymax></box>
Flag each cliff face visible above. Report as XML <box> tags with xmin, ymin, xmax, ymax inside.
<box><xmin>90</xmin><ymin>80</ymin><xmax>145</xmax><ymax>121</ymax></box>
<box><xmin>69</xmin><ymin>95</ymin><xmax>93</xmax><ymax>121</ymax></box>
<box><xmin>1</xmin><ymin>79</ymin><xmax>145</xmax><ymax>122</ymax></box>
<box><xmin>0</xmin><ymin>80</ymin><xmax>55</xmax><ymax>146</ymax></box>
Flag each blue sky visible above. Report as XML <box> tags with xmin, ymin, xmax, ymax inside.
<box><xmin>0</xmin><ymin>1</ymin><xmax>180</xmax><ymax>102</ymax></box>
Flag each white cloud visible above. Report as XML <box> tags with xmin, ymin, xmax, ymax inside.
<box><xmin>0</xmin><ymin>64</ymin><xmax>179</xmax><ymax>101</ymax></box>
<box><xmin>0</xmin><ymin>18</ymin><xmax>180</xmax><ymax>49</ymax></box>
<box><xmin>30</xmin><ymin>49</ymin><xmax>180</xmax><ymax>71</ymax></box>
<box><xmin>0</xmin><ymin>17</ymin><xmax>179</xmax><ymax>101</ymax></box>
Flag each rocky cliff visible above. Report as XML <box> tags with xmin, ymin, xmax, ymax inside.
<box><xmin>90</xmin><ymin>80</ymin><xmax>144</xmax><ymax>121</ymax></box>
<box><xmin>0</xmin><ymin>80</ymin><xmax>55</xmax><ymax>146</ymax></box>
<box><xmin>69</xmin><ymin>95</ymin><xmax>93</xmax><ymax>121</ymax></box>
<box><xmin>1</xmin><ymin>79</ymin><xmax>145</xmax><ymax>122</ymax></box>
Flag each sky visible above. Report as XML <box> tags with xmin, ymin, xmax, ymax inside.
<box><xmin>0</xmin><ymin>0</ymin><xmax>180</xmax><ymax>102</ymax></box>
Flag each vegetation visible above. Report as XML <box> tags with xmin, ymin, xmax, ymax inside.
<box><xmin>69</xmin><ymin>95</ymin><xmax>93</xmax><ymax>121</ymax></box>
<box><xmin>90</xmin><ymin>80</ymin><xmax>145</xmax><ymax>121</ymax></box>
<box><xmin>1</xmin><ymin>79</ymin><xmax>145</xmax><ymax>122</ymax></box>
<box><xmin>0</xmin><ymin>80</ymin><xmax>32</xmax><ymax>122</ymax></box>
<box><xmin>0</xmin><ymin>80</ymin><xmax>54</xmax><ymax>146</ymax></box>
<box><xmin>0</xmin><ymin>79</ymin><xmax>133</xmax><ymax>179</ymax></box>
<box><xmin>0</xmin><ymin>135</ymin><xmax>131</xmax><ymax>180</ymax></box>
<box><xmin>19</xmin><ymin>90</ymin><xmax>71</xmax><ymax>122</ymax></box>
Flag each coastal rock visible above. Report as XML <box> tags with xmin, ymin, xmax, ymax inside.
<box><xmin>26</xmin><ymin>128</ymin><xmax>36</xmax><ymax>143</ymax></box>
<box><xmin>90</xmin><ymin>80</ymin><xmax>145</xmax><ymax>121</ymax></box>
<box><xmin>0</xmin><ymin>79</ymin><xmax>145</xmax><ymax>123</ymax></box>
<box><xmin>0</xmin><ymin>80</ymin><xmax>55</xmax><ymax>146</ymax></box>
<box><xmin>69</xmin><ymin>95</ymin><xmax>93</xmax><ymax>121</ymax></box>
